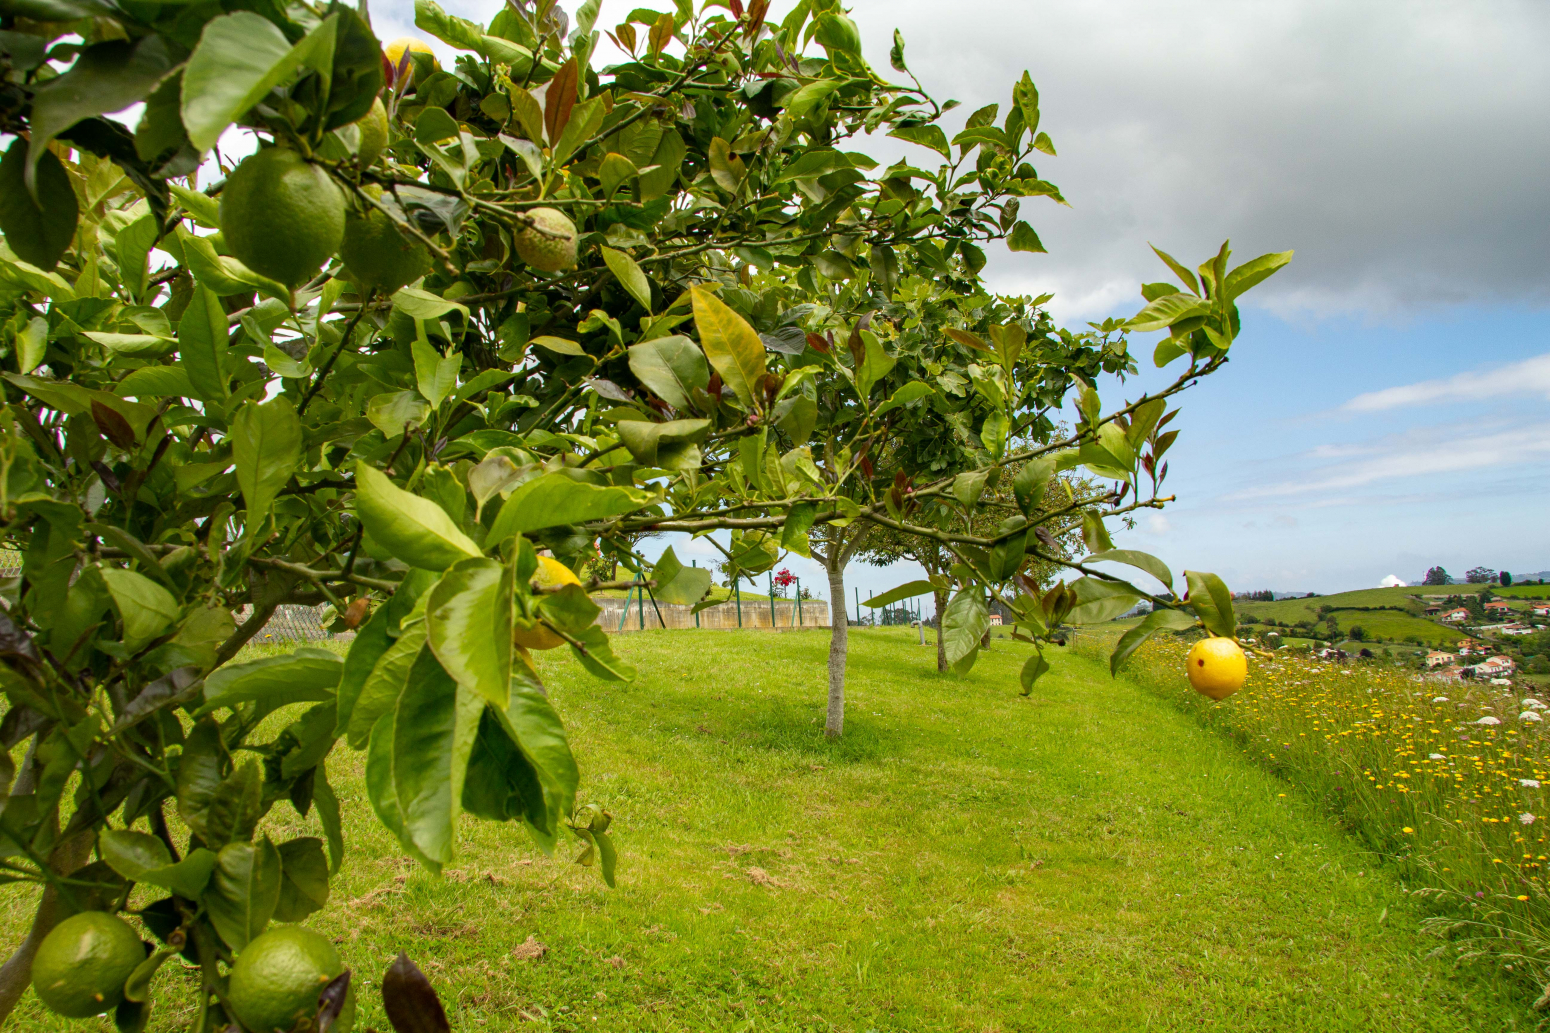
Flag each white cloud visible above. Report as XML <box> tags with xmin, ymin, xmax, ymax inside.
<box><xmin>1343</xmin><ymin>353</ymin><xmax>1550</xmax><ymax>413</ymax></box>
<box><xmin>1380</xmin><ymin>574</ymin><xmax>1405</xmax><ymax>587</ymax></box>
<box><xmin>1227</xmin><ymin>419</ymin><xmax>1550</xmax><ymax>501</ymax></box>
<box><xmin>1144</xmin><ymin>513</ymin><xmax>1171</xmax><ymax>535</ymax></box>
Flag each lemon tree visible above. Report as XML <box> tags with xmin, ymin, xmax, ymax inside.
<box><xmin>0</xmin><ymin>0</ymin><xmax>1289</xmax><ymax>1025</ymax></box>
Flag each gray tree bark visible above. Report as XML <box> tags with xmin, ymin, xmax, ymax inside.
<box><xmin>825</xmin><ymin>561</ymin><xmax>847</xmax><ymax>738</ymax></box>
<box><xmin>933</xmin><ymin>586</ymin><xmax>948</xmax><ymax>672</ymax></box>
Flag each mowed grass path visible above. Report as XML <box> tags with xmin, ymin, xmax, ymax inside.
<box><xmin>5</xmin><ymin>630</ymin><xmax>1525</xmax><ymax>1031</ymax></box>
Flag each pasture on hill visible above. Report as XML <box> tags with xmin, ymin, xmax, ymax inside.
<box><xmin>4</xmin><ymin>629</ymin><xmax>1523</xmax><ymax>1031</ymax></box>
<box><xmin>1235</xmin><ymin>585</ymin><xmax>1487</xmax><ymax>626</ymax></box>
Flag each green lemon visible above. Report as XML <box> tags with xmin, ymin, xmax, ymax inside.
<box><xmin>228</xmin><ymin>926</ymin><xmax>356</xmax><ymax>1033</ymax></box>
<box><xmin>220</xmin><ymin>147</ymin><xmax>345</xmax><ymax>288</ymax></box>
<box><xmin>340</xmin><ymin>186</ymin><xmax>431</xmax><ymax>295</ymax></box>
<box><xmin>31</xmin><ymin>911</ymin><xmax>144</xmax><ymax>1018</ymax></box>
<box><xmin>513</xmin><ymin>206</ymin><xmax>578</xmax><ymax>272</ymax></box>
<box><xmin>356</xmin><ymin>97</ymin><xmax>390</xmax><ymax>167</ymax></box>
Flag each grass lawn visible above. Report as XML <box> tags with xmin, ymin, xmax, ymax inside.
<box><xmin>2</xmin><ymin>630</ymin><xmax>1529</xmax><ymax>1030</ymax></box>
<box><xmin>1326</xmin><ymin>611</ymin><xmax>1464</xmax><ymax>647</ymax></box>
<box><xmin>1236</xmin><ymin>586</ymin><xmax>1486</xmax><ymax>625</ymax></box>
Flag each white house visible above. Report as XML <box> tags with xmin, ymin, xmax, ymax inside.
<box><xmin>1442</xmin><ymin>608</ymin><xmax>1471</xmax><ymax>623</ymax></box>
<box><xmin>1478</xmin><ymin>656</ymin><xmax>1516</xmax><ymax>677</ymax></box>
<box><xmin>1534</xmin><ymin>604</ymin><xmax>1550</xmax><ymax>618</ymax></box>
<box><xmin>1502</xmin><ymin>624</ymin><xmax>1535</xmax><ymax>636</ymax></box>
<box><xmin>1425</xmin><ymin>651</ymin><xmax>1456</xmax><ymax>668</ymax></box>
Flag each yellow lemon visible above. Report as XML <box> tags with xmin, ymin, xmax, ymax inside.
<box><xmin>1186</xmin><ymin>636</ymin><xmax>1247</xmax><ymax>700</ymax></box>
<box><xmin>220</xmin><ymin>147</ymin><xmax>344</xmax><ymax>288</ymax></box>
<box><xmin>514</xmin><ymin>556</ymin><xmax>582</xmax><ymax>650</ymax></box>
<box><xmin>227</xmin><ymin>927</ymin><xmax>355</xmax><ymax>1033</ymax></box>
<box><xmin>513</xmin><ymin>207</ymin><xmax>578</xmax><ymax>272</ymax></box>
<box><xmin>385</xmin><ymin>37</ymin><xmax>438</xmax><ymax>74</ymax></box>
<box><xmin>31</xmin><ymin>912</ymin><xmax>144</xmax><ymax>1018</ymax></box>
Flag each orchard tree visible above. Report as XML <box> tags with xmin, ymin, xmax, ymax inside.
<box><xmin>0</xmin><ymin>0</ymin><xmax>1288</xmax><ymax>1025</ymax></box>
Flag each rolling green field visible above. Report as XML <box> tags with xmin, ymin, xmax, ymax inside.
<box><xmin>1323</xmin><ymin>611</ymin><xmax>1465</xmax><ymax>647</ymax></box>
<box><xmin>1235</xmin><ymin>585</ymin><xmax>1486</xmax><ymax>625</ymax></box>
<box><xmin>1</xmin><ymin>630</ymin><xmax>1529</xmax><ymax>1031</ymax></box>
<box><xmin>1494</xmin><ymin>584</ymin><xmax>1550</xmax><ymax>600</ymax></box>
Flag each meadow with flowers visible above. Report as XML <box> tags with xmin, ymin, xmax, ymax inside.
<box><xmin>1109</xmin><ymin>633</ymin><xmax>1550</xmax><ymax>1003</ymax></box>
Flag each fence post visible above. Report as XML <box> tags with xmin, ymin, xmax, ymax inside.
<box><xmin>618</xmin><ymin>585</ymin><xmax>632</xmax><ymax>632</ymax></box>
<box><xmin>693</xmin><ymin>561</ymin><xmax>700</xmax><ymax>628</ymax></box>
<box><xmin>637</xmin><ymin>572</ymin><xmax>645</xmax><ymax>630</ymax></box>
<box><xmin>854</xmin><ymin>586</ymin><xmax>859</xmax><ymax>625</ymax></box>
<box><xmin>768</xmin><ymin>572</ymin><xmax>776</xmax><ymax>628</ymax></box>
<box><xmin>918</xmin><ymin>596</ymin><xmax>925</xmax><ymax>645</ymax></box>
<box><xmin>796</xmin><ymin>579</ymin><xmax>802</xmax><ymax>626</ymax></box>
<box><xmin>736</xmin><ymin>579</ymin><xmax>742</xmax><ymax>627</ymax></box>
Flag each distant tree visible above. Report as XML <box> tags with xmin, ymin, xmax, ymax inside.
<box><xmin>1467</xmin><ymin>566</ymin><xmax>1498</xmax><ymax>584</ymax></box>
<box><xmin>1424</xmin><ymin>566</ymin><xmax>1452</xmax><ymax>585</ymax></box>
<box><xmin>1502</xmin><ymin>571</ymin><xmax>1514</xmax><ymax>586</ymax></box>
<box><xmin>1349</xmin><ymin>626</ymin><xmax>1368</xmax><ymax>642</ymax></box>
<box><xmin>1305</xmin><ymin>592</ymin><xmax>1319</xmax><ymax>598</ymax></box>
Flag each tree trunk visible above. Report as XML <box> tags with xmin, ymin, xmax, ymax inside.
<box><xmin>825</xmin><ymin>562</ymin><xmax>847</xmax><ymax>738</ymax></box>
<box><xmin>933</xmin><ymin>587</ymin><xmax>948</xmax><ymax>672</ymax></box>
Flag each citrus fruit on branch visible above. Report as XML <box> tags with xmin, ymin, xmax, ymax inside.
<box><xmin>513</xmin><ymin>207</ymin><xmax>579</xmax><ymax>272</ymax></box>
<box><xmin>513</xmin><ymin>556</ymin><xmax>582</xmax><ymax>650</ymax></box>
<box><xmin>341</xmin><ymin>185</ymin><xmax>432</xmax><ymax>294</ymax></box>
<box><xmin>1185</xmin><ymin>637</ymin><xmax>1247</xmax><ymax>700</ymax></box>
<box><xmin>31</xmin><ymin>911</ymin><xmax>144</xmax><ymax>1018</ymax></box>
<box><xmin>227</xmin><ymin>926</ymin><xmax>356</xmax><ymax>1033</ymax></box>
<box><xmin>220</xmin><ymin>147</ymin><xmax>345</xmax><ymax>288</ymax></box>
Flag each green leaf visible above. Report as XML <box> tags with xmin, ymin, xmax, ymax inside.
<box><xmin>366</xmin><ymin>390</ymin><xmax>433</xmax><ymax>437</ymax></box>
<box><xmin>1032</xmin><ymin>131</ymin><xmax>1056</xmax><ymax>156</ymax></box>
<box><xmin>1110</xmin><ymin>607</ymin><xmax>1197</xmax><ymax>675</ymax></box>
<box><xmin>854</xmin><ymin>332</ymin><xmax>895</xmax><ymax>400</ymax></box>
<box><xmin>780</xmin><ymin>501</ymin><xmax>817</xmax><ymax>558</ymax></box>
<box><xmin>0</xmin><ymin>140</ymin><xmax>78</xmax><ymax>271</ymax></box>
<box><xmin>627</xmin><ymin>335</ymin><xmax>709</xmax><ymax>410</ymax></box>
<box><xmin>348</xmin><ymin>621</ymin><xmax>429</xmax><ymax>748</ymax></box>
<box><xmin>411</xmin><ymin>338</ymin><xmax>461</xmax><ymax>408</ymax></box>
<box><xmin>98</xmin><ymin>829</ymin><xmax>170</xmax><ymax>879</ymax></box>
<box><xmin>354</xmin><ymin>462</ymin><xmax>481</xmax><ymax>571</ymax></box>
<box><xmin>814</xmin><ymin>12</ymin><xmax>862</xmax><ymax>53</ymax></box>
<box><xmin>116</xmin><ymin>367</ymin><xmax>192</xmax><ymax>400</ymax></box>
<box><xmin>690</xmin><ymin>286</ymin><xmax>766</xmax><ymax>409</ymax></box>
<box><xmin>1019</xmin><ymin>652</ymin><xmax>1050</xmax><ymax>695</ymax></box>
<box><xmin>953</xmin><ymin>468</ymin><xmax>990</xmax><ymax>508</ymax></box>
<box><xmin>391</xmin><ymin>286</ymin><xmax>470</xmax><ymax>323</ymax></box>
<box><xmin>1149</xmin><ymin>243</ymin><xmax>1201</xmax><ymax>296</ymax></box>
<box><xmin>335</xmin><ymin>603</ymin><xmax>395</xmax><ymax>737</ymax></box>
<box><xmin>427</xmin><ymin>557</ymin><xmax>514</xmax><ymax>709</ymax></box>
<box><xmin>487</xmin><ymin>472</ymin><xmax>654</xmax><ymax>540</ymax></box>
<box><xmin>168</xmin><ymin>184</ymin><xmax>221</xmax><ymax>228</ymax></box>
<box><xmin>871</xmin><ymin>381</ymin><xmax>932</xmax><ymax>418</ymax></box>
<box><xmin>601</xmin><ymin>247</ymin><xmax>653</xmax><ymax>312</ymax></box>
<box><xmin>864</xmin><ymin>581</ymin><xmax>936</xmax><ymax>608</ymax></box>
<box><xmin>314</xmin><ymin>764</ymin><xmax>344</xmax><ymax>873</ymax></box>
<box><xmin>176</xmin><ymin>286</ymin><xmax>230</xmax><ymax>402</ymax></box>
<box><xmin>886</xmin><ymin>124</ymin><xmax>950</xmax><ymax>160</ymax></box>
<box><xmin>85</xmin><ymin>332</ymin><xmax>176</xmax><ymax>359</ymax></box>
<box><xmin>204</xmin><ymin>837</ymin><xmax>281</xmax><ymax>951</ymax></box>
<box><xmin>1153</xmin><ymin>337</ymin><xmax>1188</xmax><ymax>368</ymax></box>
<box><xmin>1224</xmin><ymin>250</ymin><xmax>1294</xmax><ymax>301</ymax></box>
<box><xmin>1067</xmin><ymin>577</ymin><xmax>1142</xmax><ymax>624</ymax></box>
<box><xmin>26</xmin><ymin>37</ymin><xmax>178</xmax><ymax>185</ymax></box>
<box><xmin>492</xmin><ymin>669</ymin><xmax>579</xmax><ymax>847</ymax></box>
<box><xmin>1007</xmin><ymin>221</ymin><xmax>1045</xmax><ymax>254</ymax></box>
<box><xmin>273</xmin><ymin>837</ymin><xmax>330</xmax><ymax>921</ymax></box>
<box><xmin>99</xmin><ymin>567</ymin><xmax>178</xmax><ymax>647</ymax></box>
<box><xmin>1081</xmin><ymin>549</ymin><xmax>1173</xmax><ymax>593</ymax></box>
<box><xmin>199</xmin><ymin>651</ymin><xmax>343</xmax><ymax>714</ymax></box>
<box><xmin>566</xmin><ymin>624</ymin><xmax>638</xmax><ymax>682</ymax></box>
<box><xmin>176</xmin><ymin>719</ymin><xmax>226</xmax><ymax>843</ymax></box>
<box><xmin>385</xmin><ymin>655</ymin><xmax>482</xmax><ymax>868</ymax></box>
<box><xmin>980</xmin><ymin>411</ymin><xmax>1008</xmax><ymax>460</ymax></box>
<box><xmin>1012</xmin><ymin>457</ymin><xmax>1054</xmax><ymax>514</ymax></box>
<box><xmin>942</xmin><ymin>588</ymin><xmax>989</xmax><ymax>670</ymax></box>
<box><xmin>232</xmin><ymin>396</ymin><xmax>301</xmax><ymax>530</ymax></box>
<box><xmin>1184</xmin><ymin>569</ymin><xmax>1236</xmax><ymax>638</ymax></box>
<box><xmin>1126</xmin><ymin>292</ymin><xmax>1210</xmax><ymax>332</ymax></box>
<box><xmin>178</xmin><ymin>233</ymin><xmax>289</xmax><ymax>300</ymax></box>
<box><xmin>553</xmin><ymin>96</ymin><xmax>605</xmax><ymax>166</ymax></box>
<box><xmin>1081</xmin><ymin>511</ymin><xmax>1114</xmax><ymax>555</ymax></box>
<box><xmin>615</xmin><ymin>418</ymin><xmax>708</xmax><ymax>471</ymax></box>
<box><xmin>203</xmin><ymin>760</ymin><xmax>262</xmax><ymax>847</ymax></box>
<box><xmin>182</xmin><ymin>13</ymin><xmax>337</xmax><ymax>151</ymax></box>
<box><xmin>784</xmin><ymin>77</ymin><xmax>843</xmax><ymax>118</ymax></box>
<box><xmin>650</xmin><ymin>546</ymin><xmax>712</xmax><ymax>606</ymax></box>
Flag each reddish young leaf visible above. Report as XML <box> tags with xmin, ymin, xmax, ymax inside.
<box><xmin>382</xmin><ymin>953</ymin><xmax>451</xmax><ymax>1033</ymax></box>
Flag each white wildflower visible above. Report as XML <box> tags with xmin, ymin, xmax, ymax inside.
<box><xmin>1476</xmin><ymin>716</ymin><xmax>1502</xmax><ymax>726</ymax></box>
<box><xmin>1432</xmin><ymin>696</ymin><xmax>1449</xmax><ymax>703</ymax></box>
<box><xmin>1522</xmin><ymin>813</ymin><xmax>1537</xmax><ymax>825</ymax></box>
<box><xmin>1430</xmin><ymin>754</ymin><xmax>1446</xmax><ymax>760</ymax></box>
<box><xmin>1522</xmin><ymin>779</ymin><xmax>1541</xmax><ymax>788</ymax></box>
<box><xmin>1522</xmin><ymin>712</ymin><xmax>1543</xmax><ymax>723</ymax></box>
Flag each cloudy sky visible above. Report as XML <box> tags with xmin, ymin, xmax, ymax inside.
<box><xmin>375</xmin><ymin>0</ymin><xmax>1550</xmax><ymax>603</ymax></box>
